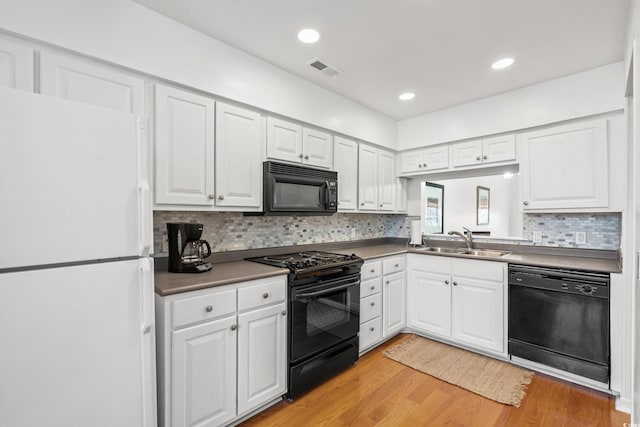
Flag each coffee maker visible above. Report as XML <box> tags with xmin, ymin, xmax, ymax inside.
<box><xmin>167</xmin><ymin>223</ymin><xmax>213</xmax><ymax>273</ymax></box>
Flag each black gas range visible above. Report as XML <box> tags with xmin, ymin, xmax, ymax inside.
<box><xmin>247</xmin><ymin>251</ymin><xmax>363</xmax><ymax>399</ymax></box>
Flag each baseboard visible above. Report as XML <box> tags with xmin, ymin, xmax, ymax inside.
<box><xmin>615</xmin><ymin>396</ymin><xmax>631</xmax><ymax>414</ymax></box>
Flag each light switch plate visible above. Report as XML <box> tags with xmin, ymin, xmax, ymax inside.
<box><xmin>532</xmin><ymin>231</ymin><xmax>542</xmax><ymax>243</ymax></box>
<box><xmin>576</xmin><ymin>232</ymin><xmax>586</xmax><ymax>245</ymax></box>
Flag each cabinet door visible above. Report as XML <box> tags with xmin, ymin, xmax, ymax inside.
<box><xmin>407</xmin><ymin>270</ymin><xmax>451</xmax><ymax>337</ymax></box>
<box><xmin>40</xmin><ymin>51</ymin><xmax>144</xmax><ymax>115</ymax></box>
<box><xmin>0</xmin><ymin>37</ymin><xmax>33</xmax><ymax>91</ymax></box>
<box><xmin>333</xmin><ymin>136</ymin><xmax>358</xmax><ymax>211</ymax></box>
<box><xmin>266</xmin><ymin>117</ymin><xmax>303</xmax><ymax>164</ymax></box>
<box><xmin>155</xmin><ymin>85</ymin><xmax>215</xmax><ymax>205</ymax></box>
<box><xmin>423</xmin><ymin>145</ymin><xmax>449</xmax><ymax>170</ymax></box>
<box><xmin>520</xmin><ymin>119</ymin><xmax>608</xmax><ymax>210</ymax></box>
<box><xmin>400</xmin><ymin>151</ymin><xmax>423</xmax><ymax>173</ymax></box>
<box><xmin>237</xmin><ymin>304</ymin><xmax>287</xmax><ymax>416</ymax></box>
<box><xmin>383</xmin><ymin>272</ymin><xmax>406</xmax><ymax>337</ymax></box>
<box><xmin>215</xmin><ymin>102</ymin><xmax>263</xmax><ymax>208</ymax></box>
<box><xmin>359</xmin><ymin>317</ymin><xmax>383</xmax><ymax>352</ymax></box>
<box><xmin>451</xmin><ymin>277</ymin><xmax>504</xmax><ymax>354</ymax></box>
<box><xmin>172</xmin><ymin>316</ymin><xmax>237</xmax><ymax>427</ymax></box>
<box><xmin>303</xmin><ymin>127</ymin><xmax>333</xmax><ymax>169</ymax></box>
<box><xmin>378</xmin><ymin>149</ymin><xmax>396</xmax><ymax>211</ymax></box>
<box><xmin>451</xmin><ymin>139</ymin><xmax>483</xmax><ymax>168</ymax></box>
<box><xmin>358</xmin><ymin>144</ymin><xmax>378</xmax><ymax>210</ymax></box>
<box><xmin>482</xmin><ymin>134</ymin><xmax>516</xmax><ymax>164</ymax></box>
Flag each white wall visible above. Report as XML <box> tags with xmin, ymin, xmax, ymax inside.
<box><xmin>0</xmin><ymin>0</ymin><xmax>397</xmax><ymax>149</ymax></box>
<box><xmin>398</xmin><ymin>62</ymin><xmax>626</xmax><ymax>149</ymax></box>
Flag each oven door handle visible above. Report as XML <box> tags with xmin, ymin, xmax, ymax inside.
<box><xmin>295</xmin><ymin>282</ymin><xmax>357</xmax><ymax>298</ymax></box>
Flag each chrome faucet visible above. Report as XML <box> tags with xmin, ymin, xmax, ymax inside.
<box><xmin>448</xmin><ymin>227</ymin><xmax>473</xmax><ymax>251</ymax></box>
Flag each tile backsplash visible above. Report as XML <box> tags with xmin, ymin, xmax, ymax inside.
<box><xmin>153</xmin><ymin>211</ymin><xmax>416</xmax><ymax>255</ymax></box>
<box><xmin>522</xmin><ymin>213</ymin><xmax>621</xmax><ymax>250</ymax></box>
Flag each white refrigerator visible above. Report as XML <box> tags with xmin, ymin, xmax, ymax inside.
<box><xmin>0</xmin><ymin>88</ymin><xmax>156</xmax><ymax>427</ymax></box>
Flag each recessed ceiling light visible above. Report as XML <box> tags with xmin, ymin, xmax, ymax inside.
<box><xmin>399</xmin><ymin>92</ymin><xmax>415</xmax><ymax>101</ymax></box>
<box><xmin>298</xmin><ymin>29</ymin><xmax>321</xmax><ymax>44</ymax></box>
<box><xmin>492</xmin><ymin>58</ymin><xmax>514</xmax><ymax>70</ymax></box>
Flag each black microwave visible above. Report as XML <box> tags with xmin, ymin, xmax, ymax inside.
<box><xmin>258</xmin><ymin>161</ymin><xmax>338</xmax><ymax>215</ymax></box>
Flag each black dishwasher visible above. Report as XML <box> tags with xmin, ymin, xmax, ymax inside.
<box><xmin>508</xmin><ymin>264</ymin><xmax>610</xmax><ymax>383</ymax></box>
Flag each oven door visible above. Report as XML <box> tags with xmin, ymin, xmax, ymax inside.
<box><xmin>290</xmin><ymin>274</ymin><xmax>360</xmax><ymax>363</ymax></box>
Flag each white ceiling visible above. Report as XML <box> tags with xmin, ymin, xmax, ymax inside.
<box><xmin>135</xmin><ymin>0</ymin><xmax>629</xmax><ymax>121</ymax></box>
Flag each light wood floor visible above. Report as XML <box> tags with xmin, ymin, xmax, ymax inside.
<box><xmin>242</xmin><ymin>334</ymin><xmax>630</xmax><ymax>427</ymax></box>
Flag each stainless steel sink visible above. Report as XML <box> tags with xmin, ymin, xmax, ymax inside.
<box><xmin>461</xmin><ymin>249</ymin><xmax>511</xmax><ymax>258</ymax></box>
<box><xmin>415</xmin><ymin>247</ymin><xmax>467</xmax><ymax>254</ymax></box>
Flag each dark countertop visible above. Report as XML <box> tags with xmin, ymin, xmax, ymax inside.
<box><xmin>155</xmin><ymin>239</ymin><xmax>621</xmax><ymax>296</ymax></box>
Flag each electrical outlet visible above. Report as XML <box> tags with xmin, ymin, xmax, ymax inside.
<box><xmin>576</xmin><ymin>232</ymin><xmax>586</xmax><ymax>245</ymax></box>
<box><xmin>351</xmin><ymin>228</ymin><xmax>356</xmax><ymax>239</ymax></box>
<box><xmin>532</xmin><ymin>231</ymin><xmax>542</xmax><ymax>243</ymax></box>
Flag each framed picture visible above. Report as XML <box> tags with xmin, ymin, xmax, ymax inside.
<box><xmin>477</xmin><ymin>186</ymin><xmax>490</xmax><ymax>225</ymax></box>
<box><xmin>425</xmin><ymin>182</ymin><xmax>444</xmax><ymax>234</ymax></box>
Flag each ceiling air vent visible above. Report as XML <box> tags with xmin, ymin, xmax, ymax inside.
<box><xmin>306</xmin><ymin>58</ymin><xmax>344</xmax><ymax>78</ymax></box>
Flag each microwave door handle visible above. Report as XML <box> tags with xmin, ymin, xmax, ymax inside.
<box><xmin>324</xmin><ymin>180</ymin><xmax>330</xmax><ymax>207</ymax></box>
<box><xmin>296</xmin><ymin>282</ymin><xmax>356</xmax><ymax>298</ymax></box>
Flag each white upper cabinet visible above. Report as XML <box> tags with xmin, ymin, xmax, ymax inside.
<box><xmin>378</xmin><ymin>149</ymin><xmax>396</xmax><ymax>211</ymax></box>
<box><xmin>40</xmin><ymin>51</ymin><xmax>145</xmax><ymax>115</ymax></box>
<box><xmin>520</xmin><ymin>119</ymin><xmax>608</xmax><ymax>210</ymax></box>
<box><xmin>358</xmin><ymin>144</ymin><xmax>379</xmax><ymax>210</ymax></box>
<box><xmin>154</xmin><ymin>84</ymin><xmax>215</xmax><ymax>206</ymax></box>
<box><xmin>267</xmin><ymin>117</ymin><xmax>333</xmax><ymax>169</ymax></box>
<box><xmin>0</xmin><ymin>37</ymin><xmax>33</xmax><ymax>91</ymax></box>
<box><xmin>451</xmin><ymin>134</ymin><xmax>516</xmax><ymax>168</ymax></box>
<box><xmin>333</xmin><ymin>136</ymin><xmax>358</xmax><ymax>211</ymax></box>
<box><xmin>266</xmin><ymin>117</ymin><xmax>302</xmax><ymax>164</ymax></box>
<box><xmin>303</xmin><ymin>127</ymin><xmax>334</xmax><ymax>169</ymax></box>
<box><xmin>400</xmin><ymin>145</ymin><xmax>449</xmax><ymax>174</ymax></box>
<box><xmin>215</xmin><ymin>102</ymin><xmax>263</xmax><ymax>209</ymax></box>
<box><xmin>358</xmin><ymin>145</ymin><xmax>396</xmax><ymax>211</ymax></box>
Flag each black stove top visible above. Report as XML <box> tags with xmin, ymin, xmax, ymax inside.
<box><xmin>247</xmin><ymin>251</ymin><xmax>362</xmax><ymax>274</ymax></box>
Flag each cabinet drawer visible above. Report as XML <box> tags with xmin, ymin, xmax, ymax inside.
<box><xmin>361</xmin><ymin>260</ymin><xmax>382</xmax><ymax>280</ymax></box>
<box><xmin>360</xmin><ymin>293</ymin><xmax>382</xmax><ymax>323</ymax></box>
<box><xmin>383</xmin><ymin>256</ymin><xmax>405</xmax><ymax>275</ymax></box>
<box><xmin>172</xmin><ymin>288</ymin><xmax>237</xmax><ymax>328</ymax></box>
<box><xmin>359</xmin><ymin>317</ymin><xmax>382</xmax><ymax>351</ymax></box>
<box><xmin>360</xmin><ymin>277</ymin><xmax>381</xmax><ymax>298</ymax></box>
<box><xmin>238</xmin><ymin>276</ymin><xmax>287</xmax><ymax>312</ymax></box>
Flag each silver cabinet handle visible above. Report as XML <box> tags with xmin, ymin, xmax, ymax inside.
<box><xmin>262</xmin><ymin>292</ymin><xmax>269</xmax><ymax>299</ymax></box>
<box><xmin>453</xmin><ymin>281</ymin><xmax>458</xmax><ymax>286</ymax></box>
<box><xmin>304</xmin><ymin>155</ymin><xmax>309</xmax><ymax>160</ymax></box>
<box><xmin>423</xmin><ymin>163</ymin><xmax>427</xmax><ymax>167</ymax></box>
<box><xmin>444</xmin><ymin>280</ymin><xmax>449</xmax><ymax>285</ymax></box>
<box><xmin>370</xmin><ymin>269</ymin><xmax>375</xmax><ymax>273</ymax></box>
<box><xmin>379</xmin><ymin>204</ymin><xmax>383</xmax><ymax>207</ymax></box>
<box><xmin>483</xmin><ymin>154</ymin><xmax>488</xmax><ymax>160</ymax></box>
<box><xmin>218</xmin><ymin>195</ymin><xmax>224</xmax><ymax>200</ymax></box>
<box><xmin>395</xmin><ymin>263</ymin><xmax>399</xmax><ymax>268</ymax></box>
<box><xmin>299</xmin><ymin>153</ymin><xmax>304</xmax><ymax>158</ymax></box>
<box><xmin>361</xmin><ymin>202</ymin><xmax>365</xmax><ymax>206</ymax></box>
<box><xmin>370</xmin><ymin>286</ymin><xmax>375</xmax><ymax>290</ymax></box>
<box><xmin>370</xmin><ymin>327</ymin><xmax>375</xmax><ymax>331</ymax></box>
<box><xmin>370</xmin><ymin>302</ymin><xmax>375</xmax><ymax>306</ymax></box>
<box><xmin>523</xmin><ymin>201</ymin><xmax>529</xmax><ymax>206</ymax></box>
<box><xmin>386</xmin><ymin>281</ymin><xmax>390</xmax><ymax>285</ymax></box>
<box><xmin>230</xmin><ymin>324</ymin><xmax>237</xmax><ymax>331</ymax></box>
<box><xmin>208</xmin><ymin>194</ymin><xmax>215</xmax><ymax>200</ymax></box>
<box><xmin>281</xmin><ymin>310</ymin><xmax>287</xmax><ymax>316</ymax></box>
<box><xmin>205</xmin><ymin>305</ymin><xmax>213</xmax><ymax>312</ymax></box>
<box><xmin>475</xmin><ymin>156</ymin><xmax>481</xmax><ymax>161</ymax></box>
<box><xmin>418</xmin><ymin>164</ymin><xmax>422</xmax><ymax>168</ymax></box>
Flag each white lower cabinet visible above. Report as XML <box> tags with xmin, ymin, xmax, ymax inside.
<box><xmin>358</xmin><ymin>255</ymin><xmax>406</xmax><ymax>353</ymax></box>
<box><xmin>156</xmin><ymin>275</ymin><xmax>287</xmax><ymax>427</ymax></box>
<box><xmin>171</xmin><ymin>316</ymin><xmax>237</xmax><ymax>427</ymax></box>
<box><xmin>407</xmin><ymin>254</ymin><xmax>506</xmax><ymax>355</ymax></box>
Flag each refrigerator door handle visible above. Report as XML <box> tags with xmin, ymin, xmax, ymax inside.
<box><xmin>140</xmin><ymin>258</ymin><xmax>153</xmax><ymax>334</ymax></box>
<box><xmin>137</xmin><ymin>115</ymin><xmax>152</xmax><ymax>257</ymax></box>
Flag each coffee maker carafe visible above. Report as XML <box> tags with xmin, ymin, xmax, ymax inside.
<box><xmin>167</xmin><ymin>223</ymin><xmax>213</xmax><ymax>273</ymax></box>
